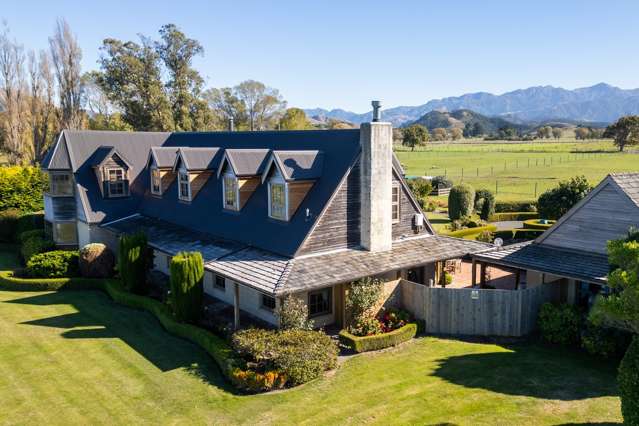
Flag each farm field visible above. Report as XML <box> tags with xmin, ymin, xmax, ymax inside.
<box><xmin>395</xmin><ymin>139</ymin><xmax>639</xmax><ymax>202</ymax></box>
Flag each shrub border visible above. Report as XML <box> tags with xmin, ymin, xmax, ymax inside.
<box><xmin>339</xmin><ymin>323</ymin><xmax>417</xmax><ymax>353</ymax></box>
<box><xmin>489</xmin><ymin>212</ymin><xmax>539</xmax><ymax>222</ymax></box>
<box><xmin>0</xmin><ymin>271</ymin><xmax>240</xmax><ymax>383</ymax></box>
<box><xmin>444</xmin><ymin>224</ymin><xmax>497</xmax><ymax>239</ymax></box>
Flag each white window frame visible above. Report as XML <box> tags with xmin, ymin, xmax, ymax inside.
<box><xmin>49</xmin><ymin>172</ymin><xmax>73</xmax><ymax>196</ymax></box>
<box><xmin>178</xmin><ymin>168</ymin><xmax>191</xmax><ymax>202</ymax></box>
<box><xmin>222</xmin><ymin>172</ymin><xmax>239</xmax><ymax>211</ymax></box>
<box><xmin>268</xmin><ymin>176</ymin><xmax>288</xmax><ymax>221</ymax></box>
<box><xmin>150</xmin><ymin>167</ymin><xmax>162</xmax><ymax>195</ymax></box>
<box><xmin>391</xmin><ymin>182</ymin><xmax>401</xmax><ymax>224</ymax></box>
<box><xmin>106</xmin><ymin>167</ymin><xmax>127</xmax><ymax>198</ymax></box>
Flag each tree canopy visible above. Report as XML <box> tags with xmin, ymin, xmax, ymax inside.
<box><xmin>402</xmin><ymin>124</ymin><xmax>429</xmax><ymax>151</ymax></box>
<box><xmin>604</xmin><ymin>115</ymin><xmax>639</xmax><ymax>152</ymax></box>
<box><xmin>279</xmin><ymin>108</ymin><xmax>311</xmax><ymax>130</ymax></box>
<box><xmin>537</xmin><ymin>175</ymin><xmax>593</xmax><ymax>219</ymax></box>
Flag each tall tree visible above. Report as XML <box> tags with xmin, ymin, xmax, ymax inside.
<box><xmin>450</xmin><ymin>127</ymin><xmax>463</xmax><ymax>140</ymax></box>
<box><xmin>97</xmin><ymin>37</ymin><xmax>174</xmax><ymax>131</ymax></box>
<box><xmin>402</xmin><ymin>124</ymin><xmax>429</xmax><ymax>151</ymax></box>
<box><xmin>155</xmin><ymin>24</ymin><xmax>211</xmax><ymax>131</ymax></box>
<box><xmin>0</xmin><ymin>24</ymin><xmax>28</xmax><ymax>163</ymax></box>
<box><xmin>279</xmin><ymin>107</ymin><xmax>310</xmax><ymax>130</ymax></box>
<box><xmin>432</xmin><ymin>127</ymin><xmax>448</xmax><ymax>141</ymax></box>
<box><xmin>49</xmin><ymin>19</ymin><xmax>83</xmax><ymax>130</ymax></box>
<box><xmin>235</xmin><ymin>80</ymin><xmax>286</xmax><ymax>130</ymax></box>
<box><xmin>28</xmin><ymin>50</ymin><xmax>56</xmax><ymax>162</ymax></box>
<box><xmin>81</xmin><ymin>71</ymin><xmax>132</xmax><ymax>131</ymax></box>
<box><xmin>203</xmin><ymin>87</ymin><xmax>247</xmax><ymax>129</ymax></box>
<box><xmin>552</xmin><ymin>127</ymin><xmax>563</xmax><ymax>139</ymax></box>
<box><xmin>604</xmin><ymin>115</ymin><xmax>639</xmax><ymax>152</ymax></box>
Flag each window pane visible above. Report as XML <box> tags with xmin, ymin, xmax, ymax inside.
<box><xmin>50</xmin><ymin>173</ymin><xmax>72</xmax><ymax>195</ymax></box>
<box><xmin>392</xmin><ymin>183</ymin><xmax>400</xmax><ymax>222</ymax></box>
<box><xmin>109</xmin><ymin>181</ymin><xmax>125</xmax><ymax>196</ymax></box>
<box><xmin>224</xmin><ymin>176</ymin><xmax>237</xmax><ymax>208</ymax></box>
<box><xmin>108</xmin><ymin>169</ymin><xmax>124</xmax><ymax>181</ymax></box>
<box><xmin>151</xmin><ymin>169</ymin><xmax>161</xmax><ymax>193</ymax></box>
<box><xmin>179</xmin><ymin>172</ymin><xmax>190</xmax><ymax>199</ymax></box>
<box><xmin>261</xmin><ymin>294</ymin><xmax>276</xmax><ymax>311</ymax></box>
<box><xmin>54</xmin><ymin>222</ymin><xmax>77</xmax><ymax>244</ymax></box>
<box><xmin>270</xmin><ymin>183</ymin><xmax>286</xmax><ymax>219</ymax></box>
<box><xmin>309</xmin><ymin>288</ymin><xmax>331</xmax><ymax>316</ymax></box>
<box><xmin>214</xmin><ymin>275</ymin><xmax>226</xmax><ymax>289</ymax></box>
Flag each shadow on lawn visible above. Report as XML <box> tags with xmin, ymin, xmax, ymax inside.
<box><xmin>431</xmin><ymin>342</ymin><xmax>619</xmax><ymax>401</ymax></box>
<box><xmin>6</xmin><ymin>290</ymin><xmax>236</xmax><ymax>393</ymax></box>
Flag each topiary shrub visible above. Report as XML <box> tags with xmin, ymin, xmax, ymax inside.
<box><xmin>118</xmin><ymin>232</ymin><xmax>152</xmax><ymax>294</ymax></box>
<box><xmin>277</xmin><ymin>295</ymin><xmax>314</xmax><ymax>330</ymax></box>
<box><xmin>474</xmin><ymin>189</ymin><xmax>496</xmax><ymax>221</ymax></box>
<box><xmin>169</xmin><ymin>251</ymin><xmax>204</xmax><ymax>323</ymax></box>
<box><xmin>0</xmin><ymin>209</ymin><xmax>21</xmax><ymax>242</ymax></box>
<box><xmin>25</xmin><ymin>250</ymin><xmax>80</xmax><ymax>278</ymax></box>
<box><xmin>79</xmin><ymin>243</ymin><xmax>115</xmax><ymax>278</ymax></box>
<box><xmin>339</xmin><ymin>323</ymin><xmax>417</xmax><ymax>353</ymax></box>
<box><xmin>20</xmin><ymin>234</ymin><xmax>55</xmax><ymax>263</ymax></box>
<box><xmin>538</xmin><ymin>303</ymin><xmax>583</xmax><ymax>346</ymax></box>
<box><xmin>619</xmin><ymin>336</ymin><xmax>639</xmax><ymax>425</ymax></box>
<box><xmin>448</xmin><ymin>183</ymin><xmax>475</xmax><ymax>220</ymax></box>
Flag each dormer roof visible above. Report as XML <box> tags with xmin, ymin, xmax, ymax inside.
<box><xmin>173</xmin><ymin>147</ymin><xmax>220</xmax><ymax>172</ymax></box>
<box><xmin>89</xmin><ymin>146</ymin><xmax>132</xmax><ymax>169</ymax></box>
<box><xmin>217</xmin><ymin>148</ymin><xmax>270</xmax><ymax>178</ymax></box>
<box><xmin>148</xmin><ymin>147</ymin><xmax>179</xmax><ymax>169</ymax></box>
<box><xmin>262</xmin><ymin>150</ymin><xmax>324</xmax><ymax>183</ymax></box>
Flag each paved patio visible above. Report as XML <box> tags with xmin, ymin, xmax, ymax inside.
<box><xmin>448</xmin><ymin>260</ymin><xmax>520</xmax><ymax>290</ymax></box>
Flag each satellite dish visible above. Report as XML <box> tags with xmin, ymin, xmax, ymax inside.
<box><xmin>494</xmin><ymin>237</ymin><xmax>504</xmax><ymax>247</ymax></box>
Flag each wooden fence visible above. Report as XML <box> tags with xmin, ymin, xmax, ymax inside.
<box><xmin>400</xmin><ymin>280</ymin><xmax>559</xmax><ymax>337</ymax></box>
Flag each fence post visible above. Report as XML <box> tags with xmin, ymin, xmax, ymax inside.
<box><xmin>534</xmin><ymin>182</ymin><xmax>538</xmax><ymax>197</ymax></box>
<box><xmin>491</xmin><ymin>166</ymin><xmax>493</xmax><ymax>175</ymax></box>
<box><xmin>495</xmin><ymin>180</ymin><xmax>498</xmax><ymax>194</ymax></box>
<box><xmin>476</xmin><ymin>167</ymin><xmax>479</xmax><ymax>177</ymax></box>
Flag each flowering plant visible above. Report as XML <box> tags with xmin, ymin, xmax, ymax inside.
<box><xmin>379</xmin><ymin>308</ymin><xmax>412</xmax><ymax>333</ymax></box>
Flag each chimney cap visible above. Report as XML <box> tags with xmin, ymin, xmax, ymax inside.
<box><xmin>371</xmin><ymin>100</ymin><xmax>382</xmax><ymax>122</ymax></box>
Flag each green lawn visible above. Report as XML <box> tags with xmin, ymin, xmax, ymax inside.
<box><xmin>0</xmin><ymin>287</ymin><xmax>621</xmax><ymax>425</ymax></box>
<box><xmin>396</xmin><ymin>139</ymin><xmax>639</xmax><ymax>202</ymax></box>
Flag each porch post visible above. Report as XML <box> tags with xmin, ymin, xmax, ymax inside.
<box><xmin>471</xmin><ymin>258</ymin><xmax>477</xmax><ymax>288</ymax></box>
<box><xmin>233</xmin><ymin>282</ymin><xmax>240</xmax><ymax>330</ymax></box>
<box><xmin>480</xmin><ymin>262</ymin><xmax>487</xmax><ymax>288</ymax></box>
<box><xmin>515</xmin><ymin>269</ymin><xmax>521</xmax><ymax>290</ymax></box>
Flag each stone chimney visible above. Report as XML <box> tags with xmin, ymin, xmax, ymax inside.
<box><xmin>360</xmin><ymin>101</ymin><xmax>393</xmax><ymax>252</ymax></box>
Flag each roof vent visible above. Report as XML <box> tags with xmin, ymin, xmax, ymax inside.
<box><xmin>371</xmin><ymin>100</ymin><xmax>381</xmax><ymax>122</ymax></box>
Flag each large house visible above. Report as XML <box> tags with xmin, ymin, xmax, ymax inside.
<box><xmin>473</xmin><ymin>173</ymin><xmax>639</xmax><ymax>308</ymax></box>
<box><xmin>41</xmin><ymin>115</ymin><xmax>488</xmax><ymax>328</ymax></box>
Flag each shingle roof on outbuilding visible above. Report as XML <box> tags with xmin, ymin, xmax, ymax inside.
<box><xmin>473</xmin><ymin>242</ymin><xmax>610</xmax><ymax>285</ymax></box>
<box><xmin>174</xmin><ymin>147</ymin><xmax>220</xmax><ymax>171</ymax></box>
<box><xmin>148</xmin><ymin>147</ymin><xmax>179</xmax><ymax>168</ymax></box>
<box><xmin>218</xmin><ymin>149</ymin><xmax>270</xmax><ymax>177</ymax></box>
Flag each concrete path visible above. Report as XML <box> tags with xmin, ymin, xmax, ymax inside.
<box><xmin>491</xmin><ymin>220</ymin><xmax>524</xmax><ymax>231</ymax></box>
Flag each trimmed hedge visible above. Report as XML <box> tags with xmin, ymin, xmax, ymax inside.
<box><xmin>21</xmin><ymin>235</ymin><xmax>55</xmax><ymax>262</ymax></box>
<box><xmin>0</xmin><ymin>209</ymin><xmax>21</xmax><ymax>242</ymax></box>
<box><xmin>494</xmin><ymin>200</ymin><xmax>537</xmax><ymax>213</ymax></box>
<box><xmin>18</xmin><ymin>229</ymin><xmax>44</xmax><ymax>244</ymax></box>
<box><xmin>16</xmin><ymin>212</ymin><xmax>44</xmax><ymax>237</ymax></box>
<box><xmin>448</xmin><ymin>184</ymin><xmax>475</xmax><ymax>220</ymax></box>
<box><xmin>0</xmin><ymin>273</ymin><xmax>240</xmax><ymax>384</ymax></box>
<box><xmin>339</xmin><ymin>323</ymin><xmax>417</xmax><ymax>353</ymax></box>
<box><xmin>26</xmin><ymin>250</ymin><xmax>80</xmax><ymax>278</ymax></box>
<box><xmin>522</xmin><ymin>219</ymin><xmax>556</xmax><ymax>230</ymax></box>
<box><xmin>489</xmin><ymin>212</ymin><xmax>539</xmax><ymax>221</ymax></box>
<box><xmin>493</xmin><ymin>229</ymin><xmax>544</xmax><ymax>241</ymax></box>
<box><xmin>619</xmin><ymin>336</ymin><xmax>639</xmax><ymax>425</ymax></box>
<box><xmin>445</xmin><ymin>224</ymin><xmax>497</xmax><ymax>239</ymax></box>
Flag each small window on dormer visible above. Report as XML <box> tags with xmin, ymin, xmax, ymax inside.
<box><xmin>178</xmin><ymin>170</ymin><xmax>191</xmax><ymax>201</ymax></box>
<box><xmin>223</xmin><ymin>174</ymin><xmax>239</xmax><ymax>210</ymax></box>
<box><xmin>269</xmin><ymin>180</ymin><xmax>287</xmax><ymax>221</ymax></box>
<box><xmin>106</xmin><ymin>168</ymin><xmax>128</xmax><ymax>197</ymax></box>
<box><xmin>151</xmin><ymin>168</ymin><xmax>161</xmax><ymax>195</ymax></box>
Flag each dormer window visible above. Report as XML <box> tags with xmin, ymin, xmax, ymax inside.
<box><xmin>268</xmin><ymin>178</ymin><xmax>287</xmax><ymax>221</ymax></box>
<box><xmin>223</xmin><ymin>173</ymin><xmax>239</xmax><ymax>210</ymax></box>
<box><xmin>178</xmin><ymin>170</ymin><xmax>191</xmax><ymax>201</ymax></box>
<box><xmin>151</xmin><ymin>168</ymin><xmax>162</xmax><ymax>195</ymax></box>
<box><xmin>106</xmin><ymin>168</ymin><xmax>128</xmax><ymax>197</ymax></box>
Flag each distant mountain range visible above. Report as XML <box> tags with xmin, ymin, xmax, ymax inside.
<box><xmin>305</xmin><ymin>83</ymin><xmax>639</xmax><ymax>127</ymax></box>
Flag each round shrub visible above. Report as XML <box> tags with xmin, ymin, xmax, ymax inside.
<box><xmin>21</xmin><ymin>235</ymin><xmax>55</xmax><ymax>263</ymax></box>
<box><xmin>79</xmin><ymin>243</ymin><xmax>115</xmax><ymax>278</ymax></box>
<box><xmin>538</xmin><ymin>303</ymin><xmax>583</xmax><ymax>346</ymax></box>
<box><xmin>26</xmin><ymin>250</ymin><xmax>80</xmax><ymax>278</ymax></box>
<box><xmin>277</xmin><ymin>295</ymin><xmax>314</xmax><ymax>330</ymax></box>
<box><xmin>0</xmin><ymin>209</ymin><xmax>21</xmax><ymax>242</ymax></box>
<box><xmin>618</xmin><ymin>336</ymin><xmax>639</xmax><ymax>425</ymax></box>
<box><xmin>448</xmin><ymin>183</ymin><xmax>475</xmax><ymax>220</ymax></box>
<box><xmin>169</xmin><ymin>251</ymin><xmax>204</xmax><ymax>323</ymax></box>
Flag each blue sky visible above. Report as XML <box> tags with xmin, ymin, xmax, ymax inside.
<box><xmin>4</xmin><ymin>0</ymin><xmax>639</xmax><ymax>112</ymax></box>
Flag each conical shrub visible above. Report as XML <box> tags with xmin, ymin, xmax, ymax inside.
<box><xmin>169</xmin><ymin>251</ymin><xmax>204</xmax><ymax>323</ymax></box>
<box><xmin>118</xmin><ymin>232</ymin><xmax>151</xmax><ymax>294</ymax></box>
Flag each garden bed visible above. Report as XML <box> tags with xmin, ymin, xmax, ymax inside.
<box><xmin>339</xmin><ymin>323</ymin><xmax>418</xmax><ymax>353</ymax></box>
